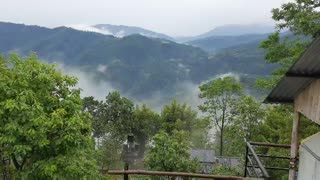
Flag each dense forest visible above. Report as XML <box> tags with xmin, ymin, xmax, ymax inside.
<box><xmin>1</xmin><ymin>0</ymin><xmax>320</xmax><ymax>179</ymax></box>
<box><xmin>0</xmin><ymin>21</ymin><xmax>276</xmax><ymax>102</ymax></box>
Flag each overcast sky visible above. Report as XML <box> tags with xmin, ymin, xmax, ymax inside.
<box><xmin>1</xmin><ymin>0</ymin><xmax>289</xmax><ymax>36</ymax></box>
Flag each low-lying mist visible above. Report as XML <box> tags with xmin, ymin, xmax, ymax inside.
<box><xmin>57</xmin><ymin>62</ymin><xmax>241</xmax><ymax>113</ymax></box>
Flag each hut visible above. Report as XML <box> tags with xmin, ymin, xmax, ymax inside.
<box><xmin>264</xmin><ymin>37</ymin><xmax>320</xmax><ymax>180</ymax></box>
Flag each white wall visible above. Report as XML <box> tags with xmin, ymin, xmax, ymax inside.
<box><xmin>298</xmin><ymin>132</ymin><xmax>320</xmax><ymax>180</ymax></box>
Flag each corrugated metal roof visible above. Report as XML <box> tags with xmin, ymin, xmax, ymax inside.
<box><xmin>264</xmin><ymin>37</ymin><xmax>320</xmax><ymax>103</ymax></box>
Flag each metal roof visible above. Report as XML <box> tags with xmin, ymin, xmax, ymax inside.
<box><xmin>190</xmin><ymin>149</ymin><xmax>215</xmax><ymax>163</ymax></box>
<box><xmin>264</xmin><ymin>37</ymin><xmax>320</xmax><ymax>104</ymax></box>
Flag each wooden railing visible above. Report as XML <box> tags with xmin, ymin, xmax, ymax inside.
<box><xmin>244</xmin><ymin>138</ymin><xmax>291</xmax><ymax>179</ymax></box>
<box><xmin>104</xmin><ymin>169</ymin><xmax>247</xmax><ymax>179</ymax></box>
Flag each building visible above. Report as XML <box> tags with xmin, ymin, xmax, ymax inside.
<box><xmin>264</xmin><ymin>37</ymin><xmax>320</xmax><ymax>180</ymax></box>
<box><xmin>190</xmin><ymin>149</ymin><xmax>241</xmax><ymax>174</ymax></box>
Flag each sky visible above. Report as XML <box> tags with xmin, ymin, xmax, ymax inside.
<box><xmin>1</xmin><ymin>0</ymin><xmax>290</xmax><ymax>36</ymax></box>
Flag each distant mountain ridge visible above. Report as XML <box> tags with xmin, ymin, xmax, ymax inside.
<box><xmin>198</xmin><ymin>24</ymin><xmax>274</xmax><ymax>37</ymax></box>
<box><xmin>0</xmin><ymin>21</ymin><xmax>277</xmax><ymax>102</ymax></box>
<box><xmin>176</xmin><ymin>24</ymin><xmax>275</xmax><ymax>42</ymax></box>
<box><xmin>69</xmin><ymin>23</ymin><xmax>275</xmax><ymax>43</ymax></box>
<box><xmin>186</xmin><ymin>33</ymin><xmax>270</xmax><ymax>53</ymax></box>
<box><xmin>0</xmin><ymin>22</ymin><xmax>212</xmax><ymax>98</ymax></box>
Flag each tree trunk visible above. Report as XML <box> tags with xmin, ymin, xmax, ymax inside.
<box><xmin>220</xmin><ymin>108</ymin><xmax>225</xmax><ymax>156</ymax></box>
<box><xmin>220</xmin><ymin>127</ymin><xmax>224</xmax><ymax>156</ymax></box>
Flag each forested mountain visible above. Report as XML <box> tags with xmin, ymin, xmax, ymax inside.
<box><xmin>0</xmin><ymin>22</ymin><xmax>275</xmax><ymax>102</ymax></box>
<box><xmin>186</xmin><ymin>33</ymin><xmax>270</xmax><ymax>53</ymax></box>
<box><xmin>209</xmin><ymin>40</ymin><xmax>276</xmax><ymax>75</ymax></box>
<box><xmin>176</xmin><ymin>24</ymin><xmax>274</xmax><ymax>42</ymax></box>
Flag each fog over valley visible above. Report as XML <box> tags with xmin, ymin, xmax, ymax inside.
<box><xmin>3</xmin><ymin>0</ymin><xmax>317</xmax><ymax>178</ymax></box>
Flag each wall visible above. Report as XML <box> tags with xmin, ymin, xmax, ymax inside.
<box><xmin>298</xmin><ymin>132</ymin><xmax>320</xmax><ymax>180</ymax></box>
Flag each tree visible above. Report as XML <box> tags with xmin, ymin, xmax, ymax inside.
<box><xmin>199</xmin><ymin>76</ymin><xmax>242</xmax><ymax>156</ymax></box>
<box><xmin>258</xmin><ymin>0</ymin><xmax>320</xmax><ymax>90</ymax></box>
<box><xmin>133</xmin><ymin>104</ymin><xmax>161</xmax><ymax>158</ymax></box>
<box><xmin>0</xmin><ymin>54</ymin><xmax>99</xmax><ymax>178</ymax></box>
<box><xmin>86</xmin><ymin>93</ymin><xmax>161</xmax><ymax>168</ymax></box>
<box><xmin>190</xmin><ymin>117</ymin><xmax>213</xmax><ymax>149</ymax></box>
<box><xmin>145</xmin><ymin>131</ymin><xmax>199</xmax><ymax>173</ymax></box>
<box><xmin>161</xmin><ymin>100</ymin><xmax>198</xmax><ymax>135</ymax></box>
<box><xmin>222</xmin><ymin>96</ymin><xmax>265</xmax><ymax>157</ymax></box>
<box><xmin>255</xmin><ymin>3</ymin><xmax>320</xmax><ymax>177</ymax></box>
<box><xmin>82</xmin><ymin>96</ymin><xmax>106</xmax><ymax>141</ymax></box>
<box><xmin>233</xmin><ymin>96</ymin><xmax>264</xmax><ymax>141</ymax></box>
<box><xmin>104</xmin><ymin>91</ymin><xmax>135</xmax><ymax>140</ymax></box>
<box><xmin>87</xmin><ymin>92</ymin><xmax>134</xmax><ymax>169</ymax></box>
<box><xmin>257</xmin><ymin>32</ymin><xmax>309</xmax><ymax>90</ymax></box>
<box><xmin>255</xmin><ymin>105</ymin><xmax>319</xmax><ymax>178</ymax></box>
<box><xmin>272</xmin><ymin>0</ymin><xmax>320</xmax><ymax>37</ymax></box>
<box><xmin>104</xmin><ymin>92</ymin><xmax>161</xmax><ymax>158</ymax></box>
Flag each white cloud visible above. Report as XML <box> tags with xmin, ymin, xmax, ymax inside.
<box><xmin>115</xmin><ymin>30</ymin><xmax>126</xmax><ymax>37</ymax></box>
<box><xmin>56</xmin><ymin>63</ymin><xmax>116</xmax><ymax>100</ymax></box>
<box><xmin>66</xmin><ymin>24</ymin><xmax>112</xmax><ymax>35</ymax></box>
<box><xmin>97</xmin><ymin>64</ymin><xmax>108</xmax><ymax>73</ymax></box>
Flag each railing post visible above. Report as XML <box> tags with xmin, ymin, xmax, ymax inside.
<box><xmin>124</xmin><ymin>162</ymin><xmax>129</xmax><ymax>180</ymax></box>
<box><xmin>289</xmin><ymin>111</ymin><xmax>300</xmax><ymax>180</ymax></box>
<box><xmin>244</xmin><ymin>144</ymin><xmax>249</xmax><ymax>177</ymax></box>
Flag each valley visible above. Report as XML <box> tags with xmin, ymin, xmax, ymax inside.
<box><xmin>0</xmin><ymin>22</ymin><xmax>276</xmax><ymax>109</ymax></box>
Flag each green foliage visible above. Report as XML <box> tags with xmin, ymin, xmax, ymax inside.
<box><xmin>253</xmin><ymin>105</ymin><xmax>319</xmax><ymax>179</ymax></box>
<box><xmin>145</xmin><ymin>131</ymin><xmax>199</xmax><ymax>172</ymax></box>
<box><xmin>233</xmin><ymin>96</ymin><xmax>265</xmax><ymax>140</ymax></box>
<box><xmin>199</xmin><ymin>76</ymin><xmax>242</xmax><ymax>156</ymax></box>
<box><xmin>211</xmin><ymin>164</ymin><xmax>242</xmax><ymax>176</ymax></box>
<box><xmin>271</xmin><ymin>0</ymin><xmax>320</xmax><ymax>37</ymax></box>
<box><xmin>257</xmin><ymin>32</ymin><xmax>309</xmax><ymax>89</ymax></box>
<box><xmin>161</xmin><ymin>100</ymin><xmax>198</xmax><ymax>135</ymax></box>
<box><xmin>255</xmin><ymin>4</ymin><xmax>320</xmax><ymax>177</ymax></box>
<box><xmin>104</xmin><ymin>91</ymin><xmax>135</xmax><ymax>139</ymax></box>
<box><xmin>84</xmin><ymin>92</ymin><xmax>162</xmax><ymax>168</ymax></box>
<box><xmin>223</xmin><ymin>96</ymin><xmax>265</xmax><ymax>157</ymax></box>
<box><xmin>133</xmin><ymin>104</ymin><xmax>161</xmax><ymax>157</ymax></box>
<box><xmin>258</xmin><ymin>0</ymin><xmax>320</xmax><ymax>90</ymax></box>
<box><xmin>82</xmin><ymin>96</ymin><xmax>106</xmax><ymax>138</ymax></box>
<box><xmin>0</xmin><ymin>54</ymin><xmax>99</xmax><ymax>179</ymax></box>
<box><xmin>98</xmin><ymin>136</ymin><xmax>124</xmax><ymax>170</ymax></box>
<box><xmin>190</xmin><ymin>117</ymin><xmax>213</xmax><ymax>149</ymax></box>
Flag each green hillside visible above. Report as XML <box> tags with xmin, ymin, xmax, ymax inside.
<box><xmin>0</xmin><ymin>22</ymin><xmax>276</xmax><ymax>100</ymax></box>
<box><xmin>186</xmin><ymin>34</ymin><xmax>269</xmax><ymax>52</ymax></box>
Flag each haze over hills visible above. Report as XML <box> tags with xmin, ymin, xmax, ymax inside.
<box><xmin>68</xmin><ymin>23</ymin><xmax>275</xmax><ymax>44</ymax></box>
<box><xmin>186</xmin><ymin>33</ymin><xmax>270</xmax><ymax>53</ymax></box>
<box><xmin>0</xmin><ymin>21</ymin><xmax>277</xmax><ymax>108</ymax></box>
<box><xmin>176</xmin><ymin>24</ymin><xmax>275</xmax><ymax>42</ymax></box>
<box><xmin>0</xmin><ymin>22</ymin><xmax>210</xmax><ymax>98</ymax></box>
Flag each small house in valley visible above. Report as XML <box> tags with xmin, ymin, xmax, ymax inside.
<box><xmin>190</xmin><ymin>149</ymin><xmax>241</xmax><ymax>174</ymax></box>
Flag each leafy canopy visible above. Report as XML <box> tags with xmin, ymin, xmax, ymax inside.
<box><xmin>258</xmin><ymin>0</ymin><xmax>320</xmax><ymax>89</ymax></box>
<box><xmin>198</xmin><ymin>76</ymin><xmax>242</xmax><ymax>156</ymax></box>
<box><xmin>145</xmin><ymin>131</ymin><xmax>199</xmax><ymax>173</ymax></box>
<box><xmin>0</xmin><ymin>54</ymin><xmax>99</xmax><ymax>179</ymax></box>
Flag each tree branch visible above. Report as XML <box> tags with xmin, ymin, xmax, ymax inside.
<box><xmin>12</xmin><ymin>155</ymin><xmax>21</xmax><ymax>170</ymax></box>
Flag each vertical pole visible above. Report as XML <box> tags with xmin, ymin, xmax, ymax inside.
<box><xmin>124</xmin><ymin>162</ymin><xmax>129</xmax><ymax>180</ymax></box>
<box><xmin>244</xmin><ymin>145</ymin><xmax>248</xmax><ymax>177</ymax></box>
<box><xmin>289</xmin><ymin>111</ymin><xmax>300</xmax><ymax>180</ymax></box>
